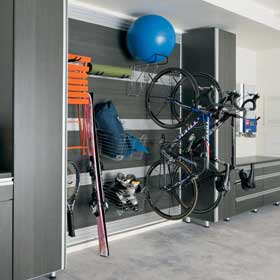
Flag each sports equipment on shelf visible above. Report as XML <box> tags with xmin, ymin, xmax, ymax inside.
<box><xmin>89</xmin><ymin>64</ymin><xmax>132</xmax><ymax>79</ymax></box>
<box><xmin>126</xmin><ymin>14</ymin><xmax>176</xmax><ymax>63</ymax></box>
<box><xmin>104</xmin><ymin>173</ymin><xmax>142</xmax><ymax>211</ymax></box>
<box><xmin>66</xmin><ymin>161</ymin><xmax>81</xmax><ymax>237</ymax></box>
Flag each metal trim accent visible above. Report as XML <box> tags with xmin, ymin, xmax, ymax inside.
<box><xmin>0</xmin><ymin>178</ymin><xmax>13</xmax><ymax>184</ymax></box>
<box><xmin>236</xmin><ymin>186</ymin><xmax>280</xmax><ymax>202</ymax></box>
<box><xmin>238</xmin><ymin>161</ymin><xmax>280</xmax><ymax>169</ymax></box>
<box><xmin>0</xmin><ymin>182</ymin><xmax>13</xmax><ymax>187</ymax></box>
<box><xmin>214</xmin><ymin>28</ymin><xmax>219</xmax><ymax>223</ymax></box>
<box><xmin>61</xmin><ymin>0</ymin><xmax>68</xmax><ymax>270</ymax></box>
<box><xmin>68</xmin><ymin>1</ymin><xmax>182</xmax><ymax>43</ymax></box>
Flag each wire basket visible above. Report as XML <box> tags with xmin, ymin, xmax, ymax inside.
<box><xmin>127</xmin><ymin>55</ymin><xmax>169</xmax><ymax>96</ymax></box>
<box><xmin>96</xmin><ymin>128</ymin><xmax>148</xmax><ymax>161</ymax></box>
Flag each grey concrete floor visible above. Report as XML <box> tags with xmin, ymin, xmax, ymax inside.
<box><xmin>42</xmin><ymin>205</ymin><xmax>280</xmax><ymax>280</ymax></box>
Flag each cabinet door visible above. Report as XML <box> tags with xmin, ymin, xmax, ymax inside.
<box><xmin>13</xmin><ymin>0</ymin><xmax>67</xmax><ymax>279</ymax></box>
<box><xmin>0</xmin><ymin>200</ymin><xmax>13</xmax><ymax>280</ymax></box>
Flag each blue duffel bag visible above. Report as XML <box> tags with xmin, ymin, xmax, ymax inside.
<box><xmin>94</xmin><ymin>101</ymin><xmax>148</xmax><ymax>160</ymax></box>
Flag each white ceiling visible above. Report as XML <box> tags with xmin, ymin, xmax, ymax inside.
<box><xmin>253</xmin><ymin>0</ymin><xmax>280</xmax><ymax>14</ymax></box>
<box><xmin>70</xmin><ymin>0</ymin><xmax>280</xmax><ymax>50</ymax></box>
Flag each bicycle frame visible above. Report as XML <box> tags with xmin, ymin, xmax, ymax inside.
<box><xmin>161</xmin><ymin>100</ymin><xmax>211</xmax><ymax>171</ymax></box>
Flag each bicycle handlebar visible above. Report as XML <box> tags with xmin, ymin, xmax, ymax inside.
<box><xmin>208</xmin><ymin>91</ymin><xmax>259</xmax><ymax>116</ymax></box>
<box><xmin>241</xmin><ymin>94</ymin><xmax>259</xmax><ymax>111</ymax></box>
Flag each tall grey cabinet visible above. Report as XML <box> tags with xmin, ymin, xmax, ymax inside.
<box><xmin>0</xmin><ymin>0</ymin><xmax>67</xmax><ymax>279</ymax></box>
<box><xmin>182</xmin><ymin>28</ymin><xmax>236</xmax><ymax>222</ymax></box>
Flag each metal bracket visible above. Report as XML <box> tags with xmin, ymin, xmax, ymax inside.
<box><xmin>183</xmin><ymin>216</ymin><xmax>210</xmax><ymax>228</ymax></box>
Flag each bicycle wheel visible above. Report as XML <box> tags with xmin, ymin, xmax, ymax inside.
<box><xmin>145</xmin><ymin>68</ymin><xmax>199</xmax><ymax>129</ymax></box>
<box><xmin>145</xmin><ymin>159</ymin><xmax>198</xmax><ymax>220</ymax></box>
<box><xmin>191</xmin><ymin>166</ymin><xmax>223</xmax><ymax>215</ymax></box>
<box><xmin>192</xmin><ymin>72</ymin><xmax>222</xmax><ymax>107</ymax></box>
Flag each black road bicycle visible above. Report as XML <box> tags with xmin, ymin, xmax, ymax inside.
<box><xmin>144</xmin><ymin>67</ymin><xmax>259</xmax><ymax>220</ymax></box>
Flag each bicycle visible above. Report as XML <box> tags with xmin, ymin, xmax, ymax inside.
<box><xmin>144</xmin><ymin>67</ymin><xmax>259</xmax><ymax>220</ymax></box>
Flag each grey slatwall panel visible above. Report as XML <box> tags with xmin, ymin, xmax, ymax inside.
<box><xmin>68</xmin><ymin>18</ymin><xmax>180</xmax><ymax>68</ymax></box>
<box><xmin>68</xmin><ymin>79</ymin><xmax>176</xmax><ymax>119</ymax></box>
<box><xmin>70</xmin><ymin>181</ymin><xmax>152</xmax><ymax>228</ymax></box>
<box><xmin>68</xmin><ymin>19</ymin><xmax>180</xmax><ymax>230</ymax></box>
<box><xmin>68</xmin><ymin>129</ymin><xmax>178</xmax><ymax>170</ymax></box>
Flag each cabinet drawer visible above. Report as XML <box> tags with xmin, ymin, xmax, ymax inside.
<box><xmin>263</xmin><ymin>176</ymin><xmax>280</xmax><ymax>190</ymax></box>
<box><xmin>235</xmin><ymin>180</ymin><xmax>263</xmax><ymax>197</ymax></box>
<box><xmin>0</xmin><ymin>179</ymin><xmax>13</xmax><ymax>202</ymax></box>
<box><xmin>264</xmin><ymin>190</ymin><xmax>280</xmax><ymax>204</ymax></box>
<box><xmin>236</xmin><ymin>196</ymin><xmax>263</xmax><ymax>214</ymax></box>
<box><xmin>263</xmin><ymin>164</ymin><xmax>280</xmax><ymax>175</ymax></box>
<box><xmin>0</xmin><ymin>200</ymin><xmax>13</xmax><ymax>280</ymax></box>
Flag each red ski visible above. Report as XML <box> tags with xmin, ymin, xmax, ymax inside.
<box><xmin>85</xmin><ymin>93</ymin><xmax>109</xmax><ymax>257</ymax></box>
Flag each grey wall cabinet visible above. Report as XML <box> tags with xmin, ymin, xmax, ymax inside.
<box><xmin>182</xmin><ymin>28</ymin><xmax>236</xmax><ymax>222</ymax></box>
<box><xmin>0</xmin><ymin>201</ymin><xmax>13</xmax><ymax>280</ymax></box>
<box><xmin>13</xmin><ymin>0</ymin><xmax>67</xmax><ymax>279</ymax></box>
<box><xmin>229</xmin><ymin>157</ymin><xmax>280</xmax><ymax>217</ymax></box>
<box><xmin>0</xmin><ymin>179</ymin><xmax>13</xmax><ymax>280</ymax></box>
<box><xmin>5</xmin><ymin>0</ymin><xmax>67</xmax><ymax>279</ymax></box>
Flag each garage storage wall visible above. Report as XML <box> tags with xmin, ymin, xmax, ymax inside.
<box><xmin>67</xmin><ymin>16</ymin><xmax>181</xmax><ymax>241</ymax></box>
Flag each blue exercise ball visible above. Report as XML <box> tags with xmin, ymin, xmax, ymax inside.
<box><xmin>126</xmin><ymin>15</ymin><xmax>176</xmax><ymax>63</ymax></box>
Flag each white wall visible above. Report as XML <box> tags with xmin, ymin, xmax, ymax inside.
<box><xmin>256</xmin><ymin>49</ymin><xmax>280</xmax><ymax>156</ymax></box>
<box><xmin>236</xmin><ymin>47</ymin><xmax>258</xmax><ymax>157</ymax></box>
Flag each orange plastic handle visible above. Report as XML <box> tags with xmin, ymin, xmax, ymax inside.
<box><xmin>68</xmin><ymin>85</ymin><xmax>89</xmax><ymax>92</ymax></box>
<box><xmin>68</xmin><ymin>53</ymin><xmax>91</xmax><ymax>63</ymax></box>
<box><xmin>68</xmin><ymin>64</ymin><xmax>89</xmax><ymax>73</ymax></box>
<box><xmin>67</xmin><ymin>98</ymin><xmax>90</xmax><ymax>105</ymax></box>
<box><xmin>68</xmin><ymin>79</ymin><xmax>88</xmax><ymax>86</ymax></box>
<box><xmin>68</xmin><ymin>72</ymin><xmax>88</xmax><ymax>79</ymax></box>
<box><xmin>68</xmin><ymin>91</ymin><xmax>88</xmax><ymax>98</ymax></box>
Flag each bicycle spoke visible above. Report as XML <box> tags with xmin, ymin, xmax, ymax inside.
<box><xmin>154</xmin><ymin>101</ymin><xmax>168</xmax><ymax>117</ymax></box>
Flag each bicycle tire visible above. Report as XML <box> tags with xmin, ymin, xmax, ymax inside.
<box><xmin>180</xmin><ymin>159</ymin><xmax>224</xmax><ymax>214</ymax></box>
<box><xmin>192</xmin><ymin>169</ymin><xmax>224</xmax><ymax>214</ymax></box>
<box><xmin>192</xmin><ymin>72</ymin><xmax>223</xmax><ymax>107</ymax></box>
<box><xmin>192</xmin><ymin>190</ymin><xmax>223</xmax><ymax>214</ymax></box>
<box><xmin>145</xmin><ymin>159</ymin><xmax>198</xmax><ymax>220</ymax></box>
<box><xmin>145</xmin><ymin>68</ymin><xmax>199</xmax><ymax>129</ymax></box>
